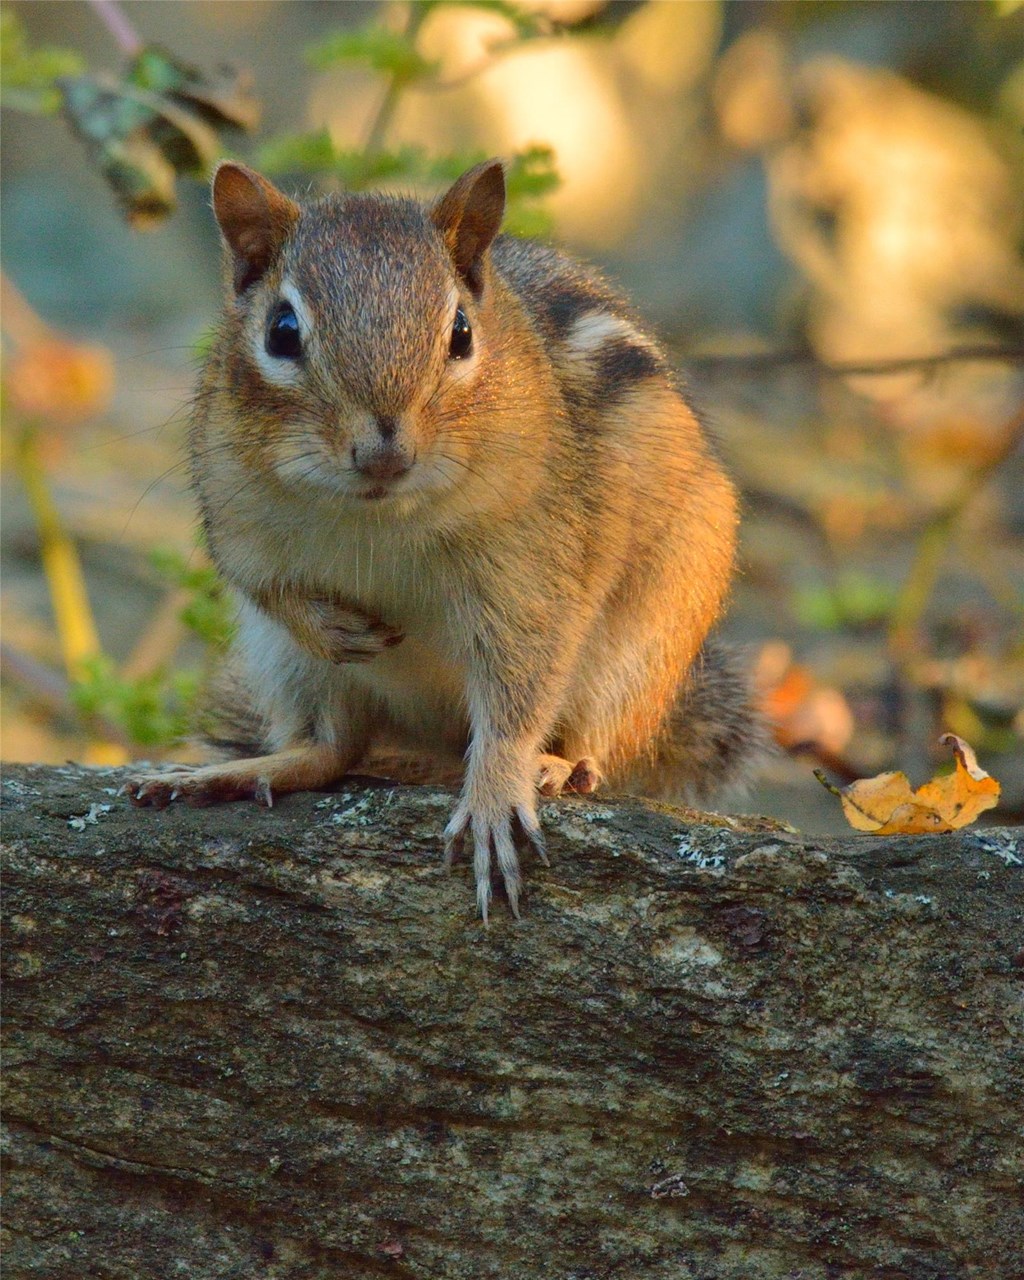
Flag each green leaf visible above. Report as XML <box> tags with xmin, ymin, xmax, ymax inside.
<box><xmin>1</xmin><ymin>8</ymin><xmax>84</xmax><ymax>115</ymax></box>
<box><xmin>149</xmin><ymin>546</ymin><xmax>235</xmax><ymax>649</ymax></box>
<box><xmin>55</xmin><ymin>42</ymin><xmax>258</xmax><ymax>226</ymax></box>
<box><xmin>257</xmin><ymin>128</ymin><xmax>338</xmax><ymax>175</ymax></box>
<box><xmin>795</xmin><ymin>573</ymin><xmax>899</xmax><ymax>631</ymax></box>
<box><xmin>422</xmin><ymin>150</ymin><xmax>489</xmax><ymax>182</ymax></box>
<box><xmin>306</xmin><ymin>24</ymin><xmax>438</xmax><ymax>82</ymax></box>
<box><xmin>258</xmin><ymin>131</ymin><xmax>427</xmax><ymax>189</ymax></box>
<box><xmin>59</xmin><ymin>74</ymin><xmax>181</xmax><ymax>225</ymax></box>
<box><xmin>71</xmin><ymin>655</ymin><xmax>197</xmax><ymax>748</ymax></box>
<box><xmin>127</xmin><ymin>46</ymin><xmax>260</xmax><ymax>131</ymax></box>
<box><xmin>332</xmin><ymin>145</ymin><xmax>424</xmax><ymax>188</ymax></box>
<box><xmin>505</xmin><ymin>144</ymin><xmax>560</xmax><ymax>199</ymax></box>
<box><xmin>257</xmin><ymin>138</ymin><xmax>560</xmax><ymax>235</ymax></box>
<box><xmin>502</xmin><ymin>202</ymin><xmax>555</xmax><ymax>239</ymax></box>
<box><xmin>504</xmin><ymin>145</ymin><xmax>560</xmax><ymax>238</ymax></box>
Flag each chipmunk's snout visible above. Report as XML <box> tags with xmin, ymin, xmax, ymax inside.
<box><xmin>351</xmin><ymin>417</ymin><xmax>416</xmax><ymax>484</ymax></box>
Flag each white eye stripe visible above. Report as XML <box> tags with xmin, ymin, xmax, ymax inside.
<box><xmin>251</xmin><ymin>278</ymin><xmax>312</xmax><ymax>387</ymax></box>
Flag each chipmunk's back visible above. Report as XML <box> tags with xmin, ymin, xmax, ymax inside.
<box><xmin>491</xmin><ymin>237</ymin><xmax>672</xmax><ymax>426</ymax></box>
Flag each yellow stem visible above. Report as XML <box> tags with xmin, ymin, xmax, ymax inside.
<box><xmin>16</xmin><ymin>424</ymin><xmax>101</xmax><ymax>680</ymax></box>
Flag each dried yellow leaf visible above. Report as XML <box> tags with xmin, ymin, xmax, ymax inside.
<box><xmin>816</xmin><ymin>734</ymin><xmax>1000</xmax><ymax>834</ymax></box>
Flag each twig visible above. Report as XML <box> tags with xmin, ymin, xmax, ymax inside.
<box><xmin>87</xmin><ymin>0</ymin><xmax>144</xmax><ymax>57</ymax></box>
<box><xmin>680</xmin><ymin>345</ymin><xmax>1024</xmax><ymax>377</ymax></box>
<box><xmin>0</xmin><ymin>642</ymin><xmax>133</xmax><ymax>752</ymax></box>
<box><xmin>420</xmin><ymin>39</ymin><xmax>523</xmax><ymax>94</ymax></box>
<box><xmin>889</xmin><ymin>405</ymin><xmax>1024</xmax><ymax>658</ymax></box>
<box><xmin>121</xmin><ymin>588</ymin><xmax>190</xmax><ymax>681</ymax></box>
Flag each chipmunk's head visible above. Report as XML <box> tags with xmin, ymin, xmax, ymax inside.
<box><xmin>211</xmin><ymin>159</ymin><xmax>526</xmax><ymax>512</ymax></box>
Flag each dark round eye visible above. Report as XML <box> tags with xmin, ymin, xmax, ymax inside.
<box><xmin>449</xmin><ymin>307</ymin><xmax>472</xmax><ymax>360</ymax></box>
<box><xmin>266</xmin><ymin>302</ymin><xmax>302</xmax><ymax>360</ymax></box>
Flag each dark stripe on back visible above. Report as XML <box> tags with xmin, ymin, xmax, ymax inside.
<box><xmin>592</xmin><ymin>337</ymin><xmax>662</xmax><ymax>400</ymax></box>
<box><xmin>538</xmin><ymin>278</ymin><xmax>610</xmax><ymax>340</ymax></box>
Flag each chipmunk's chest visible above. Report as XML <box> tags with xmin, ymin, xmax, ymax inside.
<box><xmin>246</xmin><ymin>499</ymin><xmax>466</xmax><ymax>673</ymax></box>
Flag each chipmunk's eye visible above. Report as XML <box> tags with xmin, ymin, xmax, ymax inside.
<box><xmin>266</xmin><ymin>302</ymin><xmax>302</xmax><ymax>360</ymax></box>
<box><xmin>449</xmin><ymin>307</ymin><xmax>472</xmax><ymax>360</ymax></box>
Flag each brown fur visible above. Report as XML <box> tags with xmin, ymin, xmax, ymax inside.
<box><xmin>129</xmin><ymin>160</ymin><xmax>766</xmax><ymax>918</ymax></box>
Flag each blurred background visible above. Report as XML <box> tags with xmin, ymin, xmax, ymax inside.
<box><xmin>2</xmin><ymin>0</ymin><xmax>1022</xmax><ymax>832</ymax></box>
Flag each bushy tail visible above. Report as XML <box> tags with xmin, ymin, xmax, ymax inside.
<box><xmin>636</xmin><ymin>641</ymin><xmax>773</xmax><ymax>804</ymax></box>
<box><xmin>193</xmin><ymin>661</ymin><xmax>268</xmax><ymax>760</ymax></box>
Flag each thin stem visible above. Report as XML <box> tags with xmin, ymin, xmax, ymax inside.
<box><xmin>121</xmin><ymin>588</ymin><xmax>190</xmax><ymax>681</ymax></box>
<box><xmin>0</xmin><ymin>642</ymin><xmax>134</xmax><ymax>753</ymax></box>
<box><xmin>888</xmin><ymin>405</ymin><xmax>1024</xmax><ymax>658</ymax></box>
<box><xmin>362</xmin><ymin>1</ymin><xmax>430</xmax><ymax>156</ymax></box>
<box><xmin>87</xmin><ymin>0</ymin><xmax>144</xmax><ymax>57</ymax></box>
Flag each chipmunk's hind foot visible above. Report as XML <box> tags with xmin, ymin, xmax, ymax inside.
<box><xmin>124</xmin><ymin>743</ymin><xmax>350</xmax><ymax>809</ymax></box>
<box><xmin>536</xmin><ymin>753</ymin><xmax>603</xmax><ymax>797</ymax></box>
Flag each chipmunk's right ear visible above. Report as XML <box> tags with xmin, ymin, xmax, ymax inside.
<box><xmin>212</xmin><ymin>162</ymin><xmax>299</xmax><ymax>293</ymax></box>
<box><xmin>431</xmin><ymin>160</ymin><xmax>505</xmax><ymax>298</ymax></box>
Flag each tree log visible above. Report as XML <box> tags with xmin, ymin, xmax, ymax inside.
<box><xmin>2</xmin><ymin>763</ymin><xmax>1022</xmax><ymax>1279</ymax></box>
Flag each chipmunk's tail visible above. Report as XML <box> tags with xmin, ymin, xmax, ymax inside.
<box><xmin>636</xmin><ymin>641</ymin><xmax>774</xmax><ymax>803</ymax></box>
<box><xmin>193</xmin><ymin>662</ymin><xmax>268</xmax><ymax>760</ymax></box>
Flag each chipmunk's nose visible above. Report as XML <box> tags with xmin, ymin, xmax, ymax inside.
<box><xmin>351</xmin><ymin>433</ymin><xmax>415</xmax><ymax>481</ymax></box>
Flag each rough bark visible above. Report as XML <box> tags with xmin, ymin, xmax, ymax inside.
<box><xmin>2</xmin><ymin>763</ymin><xmax>1022</xmax><ymax>1280</ymax></box>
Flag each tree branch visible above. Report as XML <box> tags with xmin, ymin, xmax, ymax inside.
<box><xmin>3</xmin><ymin>764</ymin><xmax>1021</xmax><ymax>1278</ymax></box>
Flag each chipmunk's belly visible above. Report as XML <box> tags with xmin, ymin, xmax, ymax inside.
<box><xmin>348</xmin><ymin>633</ymin><xmax>469</xmax><ymax>753</ymax></box>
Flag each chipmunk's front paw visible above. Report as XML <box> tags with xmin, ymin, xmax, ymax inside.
<box><xmin>308</xmin><ymin>599</ymin><xmax>403</xmax><ymax>664</ymax></box>
<box><xmin>443</xmin><ymin>794</ymin><xmax>547</xmax><ymax>921</ymax></box>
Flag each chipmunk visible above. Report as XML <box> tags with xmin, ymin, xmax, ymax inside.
<box><xmin>128</xmin><ymin>158</ymin><xmax>767</xmax><ymax>918</ymax></box>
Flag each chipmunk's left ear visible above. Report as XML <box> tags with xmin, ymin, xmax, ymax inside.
<box><xmin>431</xmin><ymin>160</ymin><xmax>505</xmax><ymax>297</ymax></box>
<box><xmin>212</xmin><ymin>162</ymin><xmax>300</xmax><ymax>294</ymax></box>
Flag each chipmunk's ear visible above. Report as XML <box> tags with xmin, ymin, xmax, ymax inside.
<box><xmin>431</xmin><ymin>160</ymin><xmax>505</xmax><ymax>297</ymax></box>
<box><xmin>212</xmin><ymin>162</ymin><xmax>299</xmax><ymax>293</ymax></box>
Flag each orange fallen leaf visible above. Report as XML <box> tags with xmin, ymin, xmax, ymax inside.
<box><xmin>755</xmin><ymin>641</ymin><xmax>854</xmax><ymax>756</ymax></box>
<box><xmin>5</xmin><ymin>337</ymin><xmax>114</xmax><ymax>426</ymax></box>
<box><xmin>815</xmin><ymin>734</ymin><xmax>1000</xmax><ymax>834</ymax></box>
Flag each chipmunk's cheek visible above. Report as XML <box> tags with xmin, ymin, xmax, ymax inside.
<box><xmin>267</xmin><ymin>432</ymin><xmax>346</xmax><ymax>493</ymax></box>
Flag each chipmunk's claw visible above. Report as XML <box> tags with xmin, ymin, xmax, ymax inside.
<box><xmin>566</xmin><ymin>757</ymin><xmax>602</xmax><ymax>794</ymax></box>
<box><xmin>444</xmin><ymin>796</ymin><xmax>547</xmax><ymax>918</ymax></box>
<box><xmin>515</xmin><ymin>804</ymin><xmax>548</xmax><ymax>867</ymax></box>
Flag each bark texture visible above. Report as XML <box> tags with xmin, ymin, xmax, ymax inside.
<box><xmin>2</xmin><ymin>763</ymin><xmax>1022</xmax><ymax>1280</ymax></box>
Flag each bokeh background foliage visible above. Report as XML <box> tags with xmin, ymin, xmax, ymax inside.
<box><xmin>2</xmin><ymin>0</ymin><xmax>1022</xmax><ymax>832</ymax></box>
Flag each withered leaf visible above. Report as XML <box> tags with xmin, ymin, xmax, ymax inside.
<box><xmin>816</xmin><ymin>734</ymin><xmax>1000</xmax><ymax>834</ymax></box>
<box><xmin>129</xmin><ymin>48</ymin><xmax>260</xmax><ymax>132</ymax></box>
<box><xmin>58</xmin><ymin>47</ymin><xmax>259</xmax><ymax>227</ymax></box>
